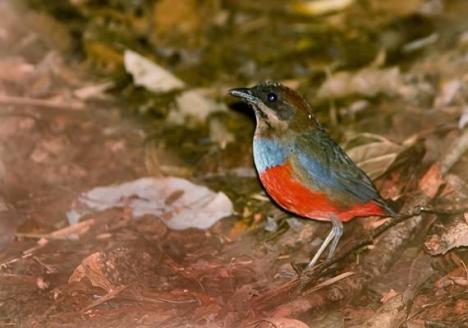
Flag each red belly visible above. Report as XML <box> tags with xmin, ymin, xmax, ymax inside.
<box><xmin>259</xmin><ymin>163</ymin><xmax>384</xmax><ymax>222</ymax></box>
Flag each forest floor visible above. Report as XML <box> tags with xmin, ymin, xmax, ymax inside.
<box><xmin>0</xmin><ymin>1</ymin><xmax>467</xmax><ymax>327</ymax></box>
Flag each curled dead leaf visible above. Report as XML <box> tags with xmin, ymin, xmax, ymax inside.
<box><xmin>290</xmin><ymin>0</ymin><xmax>354</xmax><ymax>16</ymax></box>
<box><xmin>254</xmin><ymin>318</ymin><xmax>309</xmax><ymax>328</ymax></box>
<box><xmin>69</xmin><ymin>252</ymin><xmax>115</xmax><ymax>292</ymax></box>
<box><xmin>68</xmin><ymin>177</ymin><xmax>233</xmax><ymax>230</ymax></box>
<box><xmin>124</xmin><ymin>50</ymin><xmax>224</xmax><ymax>124</ymax></box>
<box><xmin>418</xmin><ymin>163</ymin><xmax>444</xmax><ymax>198</ymax></box>
<box><xmin>425</xmin><ymin>215</ymin><xmax>468</xmax><ymax>255</ymax></box>
<box><xmin>380</xmin><ymin>289</ymin><xmax>399</xmax><ymax>303</ymax></box>
<box><xmin>345</xmin><ymin>133</ymin><xmax>406</xmax><ymax>179</ymax></box>
<box><xmin>317</xmin><ymin>67</ymin><xmax>402</xmax><ymax>99</ymax></box>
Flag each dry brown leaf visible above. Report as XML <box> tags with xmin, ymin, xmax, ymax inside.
<box><xmin>209</xmin><ymin>118</ymin><xmax>235</xmax><ymax>149</ymax></box>
<box><xmin>153</xmin><ymin>0</ymin><xmax>202</xmax><ymax>36</ymax></box>
<box><xmin>367</xmin><ymin>0</ymin><xmax>425</xmax><ymax>17</ymax></box>
<box><xmin>434</xmin><ymin>267</ymin><xmax>468</xmax><ymax>289</ymax></box>
<box><xmin>317</xmin><ymin>67</ymin><xmax>402</xmax><ymax>99</ymax></box>
<box><xmin>124</xmin><ymin>50</ymin><xmax>224</xmax><ymax>124</ymax></box>
<box><xmin>48</xmin><ymin>219</ymin><xmax>95</xmax><ymax>240</ymax></box>
<box><xmin>69</xmin><ymin>252</ymin><xmax>115</xmax><ymax>292</ymax></box>
<box><xmin>308</xmin><ymin>310</ymin><xmax>345</xmax><ymax>328</ymax></box>
<box><xmin>254</xmin><ymin>318</ymin><xmax>309</xmax><ymax>328</ymax></box>
<box><xmin>418</xmin><ymin>163</ymin><xmax>444</xmax><ymax>198</ymax></box>
<box><xmin>424</xmin><ymin>215</ymin><xmax>468</xmax><ymax>255</ymax></box>
<box><xmin>359</xmin><ymin>293</ymin><xmax>406</xmax><ymax>328</ymax></box>
<box><xmin>36</xmin><ymin>277</ymin><xmax>49</xmax><ymax>290</ymax></box>
<box><xmin>0</xmin><ymin>57</ymin><xmax>34</xmax><ymax>82</ymax></box>
<box><xmin>73</xmin><ymin>81</ymin><xmax>114</xmax><ymax>100</ymax></box>
<box><xmin>346</xmin><ymin>133</ymin><xmax>405</xmax><ymax>179</ymax></box>
<box><xmin>380</xmin><ymin>289</ymin><xmax>399</xmax><ymax>303</ymax></box>
<box><xmin>451</xmin><ymin>276</ymin><xmax>468</xmax><ymax>287</ymax></box>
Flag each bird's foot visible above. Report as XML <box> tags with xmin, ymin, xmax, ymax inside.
<box><xmin>290</xmin><ymin>261</ymin><xmax>308</xmax><ymax>276</ymax></box>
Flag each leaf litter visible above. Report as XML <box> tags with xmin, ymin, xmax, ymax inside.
<box><xmin>124</xmin><ymin>49</ymin><xmax>225</xmax><ymax>125</ymax></box>
<box><xmin>68</xmin><ymin>177</ymin><xmax>233</xmax><ymax>230</ymax></box>
<box><xmin>1</xmin><ymin>0</ymin><xmax>468</xmax><ymax>327</ymax></box>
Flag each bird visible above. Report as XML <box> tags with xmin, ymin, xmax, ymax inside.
<box><xmin>229</xmin><ymin>81</ymin><xmax>396</xmax><ymax>268</ymax></box>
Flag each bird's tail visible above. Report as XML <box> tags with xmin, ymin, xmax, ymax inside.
<box><xmin>376</xmin><ymin>197</ymin><xmax>398</xmax><ymax>218</ymax></box>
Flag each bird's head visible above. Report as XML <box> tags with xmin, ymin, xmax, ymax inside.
<box><xmin>229</xmin><ymin>81</ymin><xmax>320</xmax><ymax>134</ymax></box>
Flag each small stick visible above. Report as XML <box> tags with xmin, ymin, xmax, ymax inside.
<box><xmin>301</xmin><ymin>206</ymin><xmax>468</xmax><ymax>282</ymax></box>
<box><xmin>0</xmin><ymin>95</ymin><xmax>84</xmax><ymax>110</ymax></box>
<box><xmin>441</xmin><ymin>129</ymin><xmax>468</xmax><ymax>175</ymax></box>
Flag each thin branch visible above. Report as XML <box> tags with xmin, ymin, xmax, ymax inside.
<box><xmin>0</xmin><ymin>95</ymin><xmax>84</xmax><ymax>110</ymax></box>
<box><xmin>299</xmin><ymin>205</ymin><xmax>468</xmax><ymax>289</ymax></box>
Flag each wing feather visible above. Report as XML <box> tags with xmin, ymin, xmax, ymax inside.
<box><xmin>293</xmin><ymin>129</ymin><xmax>394</xmax><ymax>214</ymax></box>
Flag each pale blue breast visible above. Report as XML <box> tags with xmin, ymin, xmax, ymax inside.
<box><xmin>253</xmin><ymin>138</ymin><xmax>289</xmax><ymax>173</ymax></box>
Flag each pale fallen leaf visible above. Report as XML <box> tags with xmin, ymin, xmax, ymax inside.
<box><xmin>68</xmin><ymin>177</ymin><xmax>233</xmax><ymax>230</ymax></box>
<box><xmin>308</xmin><ymin>310</ymin><xmax>345</xmax><ymax>328</ymax></box>
<box><xmin>366</xmin><ymin>0</ymin><xmax>424</xmax><ymax>17</ymax></box>
<box><xmin>418</xmin><ymin>0</ymin><xmax>444</xmax><ymax>16</ymax></box>
<box><xmin>425</xmin><ymin>216</ymin><xmax>468</xmax><ymax>255</ymax></box>
<box><xmin>434</xmin><ymin>267</ymin><xmax>467</xmax><ymax>288</ymax></box>
<box><xmin>124</xmin><ymin>50</ymin><xmax>224</xmax><ymax>123</ymax></box>
<box><xmin>0</xmin><ymin>57</ymin><xmax>34</xmax><ymax>83</ymax></box>
<box><xmin>434</xmin><ymin>78</ymin><xmax>461</xmax><ymax>108</ymax></box>
<box><xmin>209</xmin><ymin>118</ymin><xmax>235</xmax><ymax>149</ymax></box>
<box><xmin>318</xmin><ymin>65</ymin><xmax>433</xmax><ymax>102</ymax></box>
<box><xmin>359</xmin><ymin>292</ymin><xmax>406</xmax><ymax>328</ymax></box>
<box><xmin>451</xmin><ymin>276</ymin><xmax>468</xmax><ymax>287</ymax></box>
<box><xmin>291</xmin><ymin>0</ymin><xmax>354</xmax><ymax>16</ymax></box>
<box><xmin>458</xmin><ymin>108</ymin><xmax>468</xmax><ymax>129</ymax></box>
<box><xmin>168</xmin><ymin>89</ymin><xmax>223</xmax><ymax>124</ymax></box>
<box><xmin>317</xmin><ymin>67</ymin><xmax>401</xmax><ymax>99</ymax></box>
<box><xmin>73</xmin><ymin>81</ymin><xmax>114</xmax><ymax>100</ymax></box>
<box><xmin>36</xmin><ymin>277</ymin><xmax>49</xmax><ymax>290</ymax></box>
<box><xmin>380</xmin><ymin>289</ymin><xmax>399</xmax><ymax>303</ymax></box>
<box><xmin>402</xmin><ymin>33</ymin><xmax>439</xmax><ymax>53</ymax></box>
<box><xmin>124</xmin><ymin>50</ymin><xmax>184</xmax><ymax>92</ymax></box>
<box><xmin>342</xmin><ymin>100</ymin><xmax>370</xmax><ymax>115</ymax></box>
<box><xmin>440</xmin><ymin>129</ymin><xmax>468</xmax><ymax>174</ymax></box>
<box><xmin>345</xmin><ymin>133</ymin><xmax>405</xmax><ymax>179</ymax></box>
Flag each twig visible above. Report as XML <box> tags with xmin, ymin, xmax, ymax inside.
<box><xmin>441</xmin><ymin>129</ymin><xmax>468</xmax><ymax>175</ymax></box>
<box><xmin>302</xmin><ymin>271</ymin><xmax>355</xmax><ymax>295</ymax></box>
<box><xmin>0</xmin><ymin>95</ymin><xmax>84</xmax><ymax>110</ymax></box>
<box><xmin>406</xmin><ymin>290</ymin><xmax>468</xmax><ymax>322</ymax></box>
<box><xmin>123</xmin><ymin>291</ymin><xmax>197</xmax><ymax>305</ymax></box>
<box><xmin>15</xmin><ymin>218</ymin><xmax>96</xmax><ymax>240</ymax></box>
<box><xmin>305</xmin><ymin>205</ymin><xmax>468</xmax><ymax>279</ymax></box>
<box><xmin>251</xmin><ymin>205</ymin><xmax>467</xmax><ymax>311</ymax></box>
<box><xmin>81</xmin><ymin>285</ymin><xmax>128</xmax><ymax>313</ymax></box>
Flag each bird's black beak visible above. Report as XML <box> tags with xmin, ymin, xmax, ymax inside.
<box><xmin>229</xmin><ymin>87</ymin><xmax>258</xmax><ymax>104</ymax></box>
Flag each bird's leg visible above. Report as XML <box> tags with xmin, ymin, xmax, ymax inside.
<box><xmin>307</xmin><ymin>216</ymin><xmax>343</xmax><ymax>268</ymax></box>
<box><xmin>326</xmin><ymin>216</ymin><xmax>343</xmax><ymax>260</ymax></box>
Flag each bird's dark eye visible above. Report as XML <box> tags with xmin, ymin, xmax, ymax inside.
<box><xmin>267</xmin><ymin>92</ymin><xmax>278</xmax><ymax>103</ymax></box>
